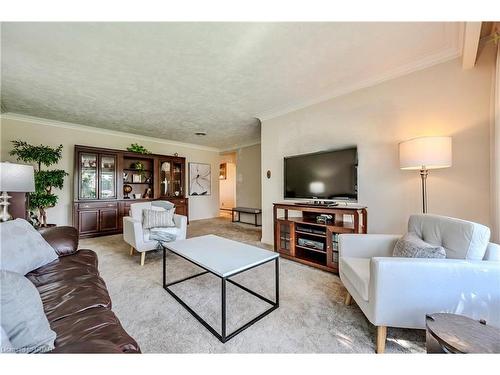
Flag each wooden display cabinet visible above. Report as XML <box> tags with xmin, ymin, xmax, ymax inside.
<box><xmin>73</xmin><ymin>145</ymin><xmax>188</xmax><ymax>238</ymax></box>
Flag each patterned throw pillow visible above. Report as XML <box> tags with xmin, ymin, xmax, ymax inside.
<box><xmin>142</xmin><ymin>208</ymin><xmax>175</xmax><ymax>229</ymax></box>
<box><xmin>393</xmin><ymin>232</ymin><xmax>447</xmax><ymax>259</ymax></box>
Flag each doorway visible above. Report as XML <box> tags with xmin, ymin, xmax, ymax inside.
<box><xmin>219</xmin><ymin>152</ymin><xmax>237</xmax><ymax>218</ymax></box>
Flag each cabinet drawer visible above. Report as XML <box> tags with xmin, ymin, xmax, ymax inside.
<box><xmin>78</xmin><ymin>202</ymin><xmax>118</xmax><ymax>210</ymax></box>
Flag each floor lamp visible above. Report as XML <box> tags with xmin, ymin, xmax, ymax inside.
<box><xmin>399</xmin><ymin>136</ymin><xmax>452</xmax><ymax>214</ymax></box>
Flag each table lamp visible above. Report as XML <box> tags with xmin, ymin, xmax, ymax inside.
<box><xmin>399</xmin><ymin>136</ymin><xmax>452</xmax><ymax>213</ymax></box>
<box><xmin>0</xmin><ymin>162</ymin><xmax>35</xmax><ymax>222</ymax></box>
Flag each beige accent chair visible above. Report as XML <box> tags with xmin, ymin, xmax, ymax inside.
<box><xmin>123</xmin><ymin>201</ymin><xmax>187</xmax><ymax>265</ymax></box>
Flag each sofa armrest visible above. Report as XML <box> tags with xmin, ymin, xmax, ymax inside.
<box><xmin>173</xmin><ymin>214</ymin><xmax>187</xmax><ymax>240</ymax></box>
<box><xmin>39</xmin><ymin>226</ymin><xmax>79</xmax><ymax>257</ymax></box>
<box><xmin>369</xmin><ymin>257</ymin><xmax>500</xmax><ymax>328</ymax></box>
<box><xmin>485</xmin><ymin>242</ymin><xmax>500</xmax><ymax>261</ymax></box>
<box><xmin>339</xmin><ymin>234</ymin><xmax>400</xmax><ymax>259</ymax></box>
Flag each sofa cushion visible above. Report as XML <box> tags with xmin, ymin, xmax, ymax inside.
<box><xmin>26</xmin><ymin>249</ymin><xmax>99</xmax><ymax>286</ymax></box>
<box><xmin>393</xmin><ymin>232</ymin><xmax>446</xmax><ymax>259</ymax></box>
<box><xmin>50</xmin><ymin>307</ymin><xmax>140</xmax><ymax>353</ymax></box>
<box><xmin>408</xmin><ymin>214</ymin><xmax>490</xmax><ymax>260</ymax></box>
<box><xmin>26</xmin><ymin>250</ymin><xmax>111</xmax><ymax>323</ymax></box>
<box><xmin>0</xmin><ymin>270</ymin><xmax>56</xmax><ymax>353</ymax></box>
<box><xmin>0</xmin><ymin>219</ymin><xmax>58</xmax><ymax>275</ymax></box>
<box><xmin>35</xmin><ymin>274</ymin><xmax>112</xmax><ymax>323</ymax></box>
<box><xmin>340</xmin><ymin>257</ymin><xmax>370</xmax><ymax>301</ymax></box>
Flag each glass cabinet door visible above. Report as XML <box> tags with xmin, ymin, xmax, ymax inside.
<box><xmin>172</xmin><ymin>162</ymin><xmax>183</xmax><ymax>196</ymax></box>
<box><xmin>80</xmin><ymin>153</ymin><xmax>98</xmax><ymax>199</ymax></box>
<box><xmin>99</xmin><ymin>155</ymin><xmax>116</xmax><ymax>199</ymax></box>
<box><xmin>160</xmin><ymin>161</ymin><xmax>172</xmax><ymax>196</ymax></box>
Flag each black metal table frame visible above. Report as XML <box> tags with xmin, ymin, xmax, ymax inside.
<box><xmin>162</xmin><ymin>246</ymin><xmax>279</xmax><ymax>343</ymax></box>
<box><xmin>231</xmin><ymin>208</ymin><xmax>262</xmax><ymax>227</ymax></box>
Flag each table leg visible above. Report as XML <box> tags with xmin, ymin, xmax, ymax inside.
<box><xmin>222</xmin><ymin>277</ymin><xmax>227</xmax><ymax>341</ymax></box>
<box><xmin>162</xmin><ymin>246</ymin><xmax>166</xmax><ymax>288</ymax></box>
<box><xmin>275</xmin><ymin>257</ymin><xmax>280</xmax><ymax>307</ymax></box>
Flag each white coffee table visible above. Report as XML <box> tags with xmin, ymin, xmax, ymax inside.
<box><xmin>160</xmin><ymin>234</ymin><xmax>279</xmax><ymax>343</ymax></box>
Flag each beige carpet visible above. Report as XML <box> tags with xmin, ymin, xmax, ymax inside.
<box><xmin>80</xmin><ymin>217</ymin><xmax>425</xmax><ymax>353</ymax></box>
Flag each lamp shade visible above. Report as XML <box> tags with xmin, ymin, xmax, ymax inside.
<box><xmin>399</xmin><ymin>136</ymin><xmax>452</xmax><ymax>170</ymax></box>
<box><xmin>0</xmin><ymin>162</ymin><xmax>35</xmax><ymax>192</ymax></box>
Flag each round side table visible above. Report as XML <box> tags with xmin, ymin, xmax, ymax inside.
<box><xmin>426</xmin><ymin>313</ymin><xmax>500</xmax><ymax>353</ymax></box>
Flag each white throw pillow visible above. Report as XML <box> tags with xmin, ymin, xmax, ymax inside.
<box><xmin>0</xmin><ymin>219</ymin><xmax>58</xmax><ymax>275</ymax></box>
<box><xmin>0</xmin><ymin>270</ymin><xmax>57</xmax><ymax>353</ymax></box>
<box><xmin>0</xmin><ymin>325</ymin><xmax>14</xmax><ymax>353</ymax></box>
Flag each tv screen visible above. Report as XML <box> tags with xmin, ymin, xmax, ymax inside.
<box><xmin>284</xmin><ymin>147</ymin><xmax>358</xmax><ymax>200</ymax></box>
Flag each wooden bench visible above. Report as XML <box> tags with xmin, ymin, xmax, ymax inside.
<box><xmin>231</xmin><ymin>207</ymin><xmax>262</xmax><ymax>227</ymax></box>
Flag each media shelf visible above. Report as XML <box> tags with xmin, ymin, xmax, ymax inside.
<box><xmin>273</xmin><ymin>202</ymin><xmax>367</xmax><ymax>273</ymax></box>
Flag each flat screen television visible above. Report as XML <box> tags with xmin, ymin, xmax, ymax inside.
<box><xmin>284</xmin><ymin>147</ymin><xmax>358</xmax><ymax>201</ymax></box>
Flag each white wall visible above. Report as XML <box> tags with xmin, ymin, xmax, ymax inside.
<box><xmin>0</xmin><ymin>114</ymin><xmax>221</xmax><ymax>225</ymax></box>
<box><xmin>261</xmin><ymin>50</ymin><xmax>496</xmax><ymax>245</ymax></box>
<box><xmin>236</xmin><ymin>143</ymin><xmax>262</xmax><ymax>208</ymax></box>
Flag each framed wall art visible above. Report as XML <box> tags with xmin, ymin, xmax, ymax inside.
<box><xmin>189</xmin><ymin>162</ymin><xmax>211</xmax><ymax>196</ymax></box>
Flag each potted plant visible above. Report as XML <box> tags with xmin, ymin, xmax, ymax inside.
<box><xmin>9</xmin><ymin>140</ymin><xmax>68</xmax><ymax>227</ymax></box>
<box><xmin>126</xmin><ymin>143</ymin><xmax>151</xmax><ymax>154</ymax></box>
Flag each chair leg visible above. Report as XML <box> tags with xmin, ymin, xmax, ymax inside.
<box><xmin>129</xmin><ymin>246</ymin><xmax>134</xmax><ymax>256</ymax></box>
<box><xmin>344</xmin><ymin>292</ymin><xmax>352</xmax><ymax>306</ymax></box>
<box><xmin>376</xmin><ymin>326</ymin><xmax>387</xmax><ymax>354</ymax></box>
<box><xmin>140</xmin><ymin>252</ymin><xmax>146</xmax><ymax>266</ymax></box>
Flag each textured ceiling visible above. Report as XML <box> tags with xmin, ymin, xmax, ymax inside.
<box><xmin>1</xmin><ymin>22</ymin><xmax>462</xmax><ymax>149</ymax></box>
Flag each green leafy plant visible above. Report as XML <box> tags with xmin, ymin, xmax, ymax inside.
<box><xmin>127</xmin><ymin>143</ymin><xmax>151</xmax><ymax>154</ymax></box>
<box><xmin>133</xmin><ymin>161</ymin><xmax>146</xmax><ymax>179</ymax></box>
<box><xmin>9</xmin><ymin>140</ymin><xmax>68</xmax><ymax>226</ymax></box>
<box><xmin>133</xmin><ymin>161</ymin><xmax>145</xmax><ymax>171</ymax></box>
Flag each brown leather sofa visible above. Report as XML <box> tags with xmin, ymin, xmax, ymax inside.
<box><xmin>26</xmin><ymin>226</ymin><xmax>141</xmax><ymax>353</ymax></box>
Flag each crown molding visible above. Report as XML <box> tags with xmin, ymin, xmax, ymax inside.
<box><xmin>258</xmin><ymin>48</ymin><xmax>461</xmax><ymax>122</ymax></box>
<box><xmin>219</xmin><ymin>140</ymin><xmax>261</xmax><ymax>153</ymax></box>
<box><xmin>0</xmin><ymin>112</ymin><xmax>221</xmax><ymax>152</ymax></box>
<box><xmin>258</xmin><ymin>23</ymin><xmax>464</xmax><ymax>122</ymax></box>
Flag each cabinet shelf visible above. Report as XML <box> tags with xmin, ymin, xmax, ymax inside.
<box><xmin>295</xmin><ymin>244</ymin><xmax>326</xmax><ymax>255</ymax></box>
<box><xmin>295</xmin><ymin>230</ymin><xmax>326</xmax><ymax>238</ymax></box>
<box><xmin>274</xmin><ymin>202</ymin><xmax>367</xmax><ymax>274</ymax></box>
<box><xmin>123</xmin><ymin>168</ymin><xmax>152</xmax><ymax>172</ymax></box>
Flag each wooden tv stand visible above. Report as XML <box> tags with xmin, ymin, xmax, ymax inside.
<box><xmin>273</xmin><ymin>202</ymin><xmax>367</xmax><ymax>273</ymax></box>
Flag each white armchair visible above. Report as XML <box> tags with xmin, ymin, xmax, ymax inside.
<box><xmin>339</xmin><ymin>214</ymin><xmax>500</xmax><ymax>353</ymax></box>
<box><xmin>123</xmin><ymin>201</ymin><xmax>187</xmax><ymax>265</ymax></box>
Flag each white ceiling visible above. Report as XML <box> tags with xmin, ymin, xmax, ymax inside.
<box><xmin>1</xmin><ymin>22</ymin><xmax>463</xmax><ymax>149</ymax></box>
